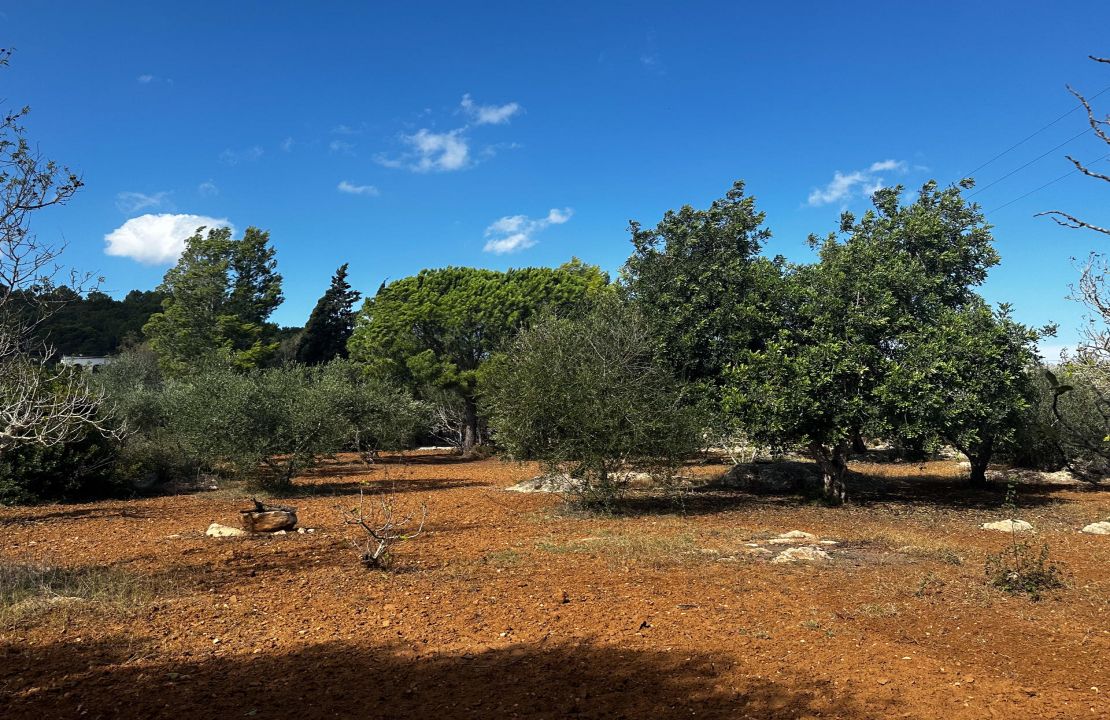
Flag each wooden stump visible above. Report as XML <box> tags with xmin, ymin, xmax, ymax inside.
<box><xmin>239</xmin><ymin>508</ymin><xmax>297</xmax><ymax>533</ymax></box>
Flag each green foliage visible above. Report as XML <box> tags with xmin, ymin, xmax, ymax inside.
<box><xmin>164</xmin><ymin>363</ymin><xmax>348</xmax><ymax>490</ymax></box>
<box><xmin>1012</xmin><ymin>364</ymin><xmax>1110</xmax><ymax>478</ymax></box>
<box><xmin>31</xmin><ymin>289</ymin><xmax>165</xmax><ymax>357</ymax></box>
<box><xmin>94</xmin><ymin>348</ymin><xmax>198</xmax><ymax>489</ymax></box>
<box><xmin>622</xmin><ymin>180</ymin><xmax>781</xmax><ymax>390</ymax></box>
<box><xmin>0</xmin><ymin>431</ymin><xmax>118</xmax><ymax>504</ymax></box>
<box><xmin>881</xmin><ymin>302</ymin><xmax>1043</xmax><ymax>484</ymax></box>
<box><xmin>296</xmin><ymin>263</ymin><xmax>361</xmax><ymax>364</ymax></box>
<box><xmin>985</xmin><ymin>540</ymin><xmax>1064</xmax><ymax>600</ymax></box>
<box><xmin>160</xmin><ymin>360</ymin><xmax>426</xmax><ymax>490</ymax></box>
<box><xmin>143</xmin><ymin>226</ymin><xmax>283</xmax><ymax>374</ymax></box>
<box><xmin>483</xmin><ymin>298</ymin><xmax>702</xmax><ymax>509</ymax></box>
<box><xmin>724</xmin><ymin>181</ymin><xmax>1003</xmax><ymax>501</ymax></box>
<box><xmin>348</xmin><ymin>259</ymin><xmax>610</xmax><ymax>450</ymax></box>
<box><xmin>319</xmin><ymin>359</ymin><xmax>431</xmax><ymax>459</ymax></box>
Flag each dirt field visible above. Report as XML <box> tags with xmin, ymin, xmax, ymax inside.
<box><xmin>1</xmin><ymin>453</ymin><xmax>1108</xmax><ymax>719</ymax></box>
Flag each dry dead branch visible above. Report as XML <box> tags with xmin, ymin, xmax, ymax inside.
<box><xmin>339</xmin><ymin>490</ymin><xmax>427</xmax><ymax>568</ymax></box>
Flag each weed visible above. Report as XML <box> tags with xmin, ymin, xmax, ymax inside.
<box><xmin>480</xmin><ymin>549</ymin><xmax>523</xmax><ymax>568</ymax></box>
<box><xmin>985</xmin><ymin>541</ymin><xmax>1064</xmax><ymax>600</ymax></box>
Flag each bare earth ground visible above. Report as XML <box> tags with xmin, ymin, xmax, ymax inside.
<box><xmin>1</xmin><ymin>452</ymin><xmax>1108</xmax><ymax>719</ymax></box>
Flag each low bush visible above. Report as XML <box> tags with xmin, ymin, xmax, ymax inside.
<box><xmin>985</xmin><ymin>540</ymin><xmax>1064</xmax><ymax>600</ymax></box>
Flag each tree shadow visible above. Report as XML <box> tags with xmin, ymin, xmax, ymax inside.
<box><xmin>0</xmin><ymin>636</ymin><xmax>884</xmax><ymax>719</ymax></box>
<box><xmin>279</xmin><ymin>477</ymin><xmax>488</xmax><ymax>499</ymax></box>
<box><xmin>0</xmin><ymin>506</ymin><xmax>153</xmax><ymax>527</ymax></box>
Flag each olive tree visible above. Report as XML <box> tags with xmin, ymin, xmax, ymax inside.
<box><xmin>483</xmin><ymin>298</ymin><xmax>702</xmax><ymax>508</ymax></box>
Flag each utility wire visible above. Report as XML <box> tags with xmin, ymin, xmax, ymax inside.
<box><xmin>967</xmin><ymin>127</ymin><xmax>1090</xmax><ymax>198</ymax></box>
<box><xmin>987</xmin><ymin>153</ymin><xmax>1110</xmax><ymax>213</ymax></box>
<box><xmin>960</xmin><ymin>83</ymin><xmax>1110</xmax><ymax>180</ymax></box>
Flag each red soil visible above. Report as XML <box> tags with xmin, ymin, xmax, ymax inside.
<box><xmin>1</xmin><ymin>453</ymin><xmax>1107</xmax><ymax>719</ymax></box>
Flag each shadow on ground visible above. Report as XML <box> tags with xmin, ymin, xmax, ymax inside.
<box><xmin>0</xmin><ymin>636</ymin><xmax>887</xmax><ymax>719</ymax></box>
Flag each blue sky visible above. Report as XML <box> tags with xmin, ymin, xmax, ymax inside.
<box><xmin>5</xmin><ymin>2</ymin><xmax>1110</xmax><ymax>353</ymax></box>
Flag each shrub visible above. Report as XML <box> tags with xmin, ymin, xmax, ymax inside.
<box><xmin>1008</xmin><ymin>365</ymin><xmax>1109</xmax><ymax>479</ymax></box>
<box><xmin>0</xmin><ymin>431</ymin><xmax>119</xmax><ymax>504</ymax></box>
<box><xmin>483</xmin><ymin>298</ymin><xmax>702</xmax><ymax>509</ymax></box>
<box><xmin>985</xmin><ymin>540</ymin><xmax>1064</xmax><ymax>600</ymax></box>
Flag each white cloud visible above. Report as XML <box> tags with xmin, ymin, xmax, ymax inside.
<box><xmin>220</xmin><ymin>146</ymin><xmax>264</xmax><ymax>165</ymax></box>
<box><xmin>460</xmin><ymin>94</ymin><xmax>522</xmax><ymax>125</ymax></box>
<box><xmin>869</xmin><ymin>159</ymin><xmax>907</xmax><ymax>173</ymax></box>
<box><xmin>115</xmin><ymin>191</ymin><xmax>170</xmax><ymax>214</ymax></box>
<box><xmin>137</xmin><ymin>74</ymin><xmax>154</xmax><ymax>84</ymax></box>
<box><xmin>337</xmin><ymin>180</ymin><xmax>379</xmax><ymax>196</ymax></box>
<box><xmin>197</xmin><ymin>180</ymin><xmax>219</xmax><ymax>197</ymax></box>
<box><xmin>280</xmin><ymin>136</ymin><xmax>294</xmax><ymax>152</ymax></box>
<box><xmin>104</xmin><ymin>213</ymin><xmax>232</xmax><ymax>265</ymax></box>
<box><xmin>483</xmin><ymin>207</ymin><xmax>572</xmax><ymax>254</ymax></box>
<box><xmin>379</xmin><ymin>128</ymin><xmax>470</xmax><ymax>172</ymax></box>
<box><xmin>807</xmin><ymin>159</ymin><xmax>910</xmax><ymax>207</ymax></box>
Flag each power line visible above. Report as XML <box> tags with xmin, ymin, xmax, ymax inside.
<box><xmin>967</xmin><ymin>127</ymin><xmax>1090</xmax><ymax>198</ymax></box>
<box><xmin>987</xmin><ymin>153</ymin><xmax>1110</xmax><ymax>213</ymax></box>
<box><xmin>960</xmin><ymin>83</ymin><xmax>1110</xmax><ymax>180</ymax></box>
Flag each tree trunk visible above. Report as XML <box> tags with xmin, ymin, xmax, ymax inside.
<box><xmin>960</xmin><ymin>437</ymin><xmax>994</xmax><ymax>487</ymax></box>
<box><xmin>809</xmin><ymin>441</ymin><xmax>849</xmax><ymax>504</ymax></box>
<box><xmin>461</xmin><ymin>395</ymin><xmax>479</xmax><ymax>455</ymax></box>
<box><xmin>851</xmin><ymin>430</ymin><xmax>867</xmax><ymax>454</ymax></box>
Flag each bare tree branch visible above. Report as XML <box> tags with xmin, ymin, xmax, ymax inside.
<box><xmin>1035</xmin><ymin>210</ymin><xmax>1110</xmax><ymax>236</ymax></box>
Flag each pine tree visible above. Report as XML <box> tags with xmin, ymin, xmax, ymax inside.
<box><xmin>296</xmin><ymin>264</ymin><xmax>361</xmax><ymax>364</ymax></box>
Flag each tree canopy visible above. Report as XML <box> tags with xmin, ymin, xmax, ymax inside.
<box><xmin>724</xmin><ymin>181</ymin><xmax>1012</xmax><ymax>501</ymax></box>
<box><xmin>621</xmin><ymin>180</ymin><xmax>781</xmax><ymax>389</ymax></box>
<box><xmin>347</xmin><ymin>259</ymin><xmax>610</xmax><ymax>451</ymax></box>
<box><xmin>143</xmin><ymin>226</ymin><xmax>283</xmax><ymax>374</ymax></box>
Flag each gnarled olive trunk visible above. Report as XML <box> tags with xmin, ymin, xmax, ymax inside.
<box><xmin>851</xmin><ymin>430</ymin><xmax>868</xmax><ymax>455</ymax></box>
<box><xmin>809</xmin><ymin>441</ymin><xmax>850</xmax><ymax>504</ymax></box>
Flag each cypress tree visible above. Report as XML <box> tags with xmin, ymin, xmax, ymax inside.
<box><xmin>296</xmin><ymin>264</ymin><xmax>361</xmax><ymax>364</ymax></box>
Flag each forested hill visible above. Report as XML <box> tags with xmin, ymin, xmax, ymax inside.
<box><xmin>34</xmin><ymin>289</ymin><xmax>166</xmax><ymax>356</ymax></box>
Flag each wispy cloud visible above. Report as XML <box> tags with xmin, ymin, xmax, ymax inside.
<box><xmin>483</xmin><ymin>208</ymin><xmax>572</xmax><ymax>254</ymax></box>
<box><xmin>460</xmin><ymin>94</ymin><xmax>522</xmax><ymax>125</ymax></box>
<box><xmin>280</xmin><ymin>137</ymin><xmax>294</xmax><ymax>152</ymax></box>
<box><xmin>115</xmin><ymin>191</ymin><xmax>170</xmax><ymax>214</ymax></box>
<box><xmin>197</xmin><ymin>180</ymin><xmax>219</xmax><ymax>197</ymax></box>
<box><xmin>220</xmin><ymin>145</ymin><xmax>264</xmax><ymax>165</ymax></box>
<box><xmin>337</xmin><ymin>180</ymin><xmax>380</xmax><ymax>197</ymax></box>
<box><xmin>137</xmin><ymin>73</ymin><xmax>173</xmax><ymax>86</ymax></box>
<box><xmin>329</xmin><ymin>139</ymin><xmax>356</xmax><ymax>156</ymax></box>
<box><xmin>807</xmin><ymin>159</ymin><xmax>908</xmax><ymax>206</ymax></box>
<box><xmin>104</xmin><ymin>213</ymin><xmax>233</xmax><ymax>265</ymax></box>
<box><xmin>377</xmin><ymin>94</ymin><xmax>522</xmax><ymax>173</ymax></box>
<box><xmin>332</xmin><ymin>123</ymin><xmax>367</xmax><ymax>135</ymax></box>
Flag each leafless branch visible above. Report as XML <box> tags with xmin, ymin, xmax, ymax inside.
<box><xmin>1035</xmin><ymin>210</ymin><xmax>1110</xmax><ymax>236</ymax></box>
<box><xmin>339</xmin><ymin>490</ymin><xmax>428</xmax><ymax>568</ymax></box>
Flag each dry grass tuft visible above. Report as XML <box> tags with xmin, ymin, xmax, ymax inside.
<box><xmin>0</xmin><ymin>558</ymin><xmax>153</xmax><ymax>623</ymax></box>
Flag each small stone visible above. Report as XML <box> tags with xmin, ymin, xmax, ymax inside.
<box><xmin>979</xmin><ymin>519</ymin><xmax>1033</xmax><ymax>533</ymax></box>
<box><xmin>779</xmin><ymin>530</ymin><xmax>818</xmax><ymax>540</ymax></box>
<box><xmin>877</xmin><ymin>678</ymin><xmax>890</xmax><ymax>685</ymax></box>
<box><xmin>297</xmin><ymin>528</ymin><xmax>306</xmax><ymax>534</ymax></box>
<box><xmin>771</xmin><ymin>546</ymin><xmax>832</xmax><ymax>564</ymax></box>
<box><xmin>206</xmin><ymin>523</ymin><xmax>246</xmax><ymax>538</ymax></box>
<box><xmin>1081</xmin><ymin>521</ymin><xmax>1110</xmax><ymax>535</ymax></box>
<box><xmin>273</xmin><ymin>530</ymin><xmax>287</xmax><ymax>536</ymax></box>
